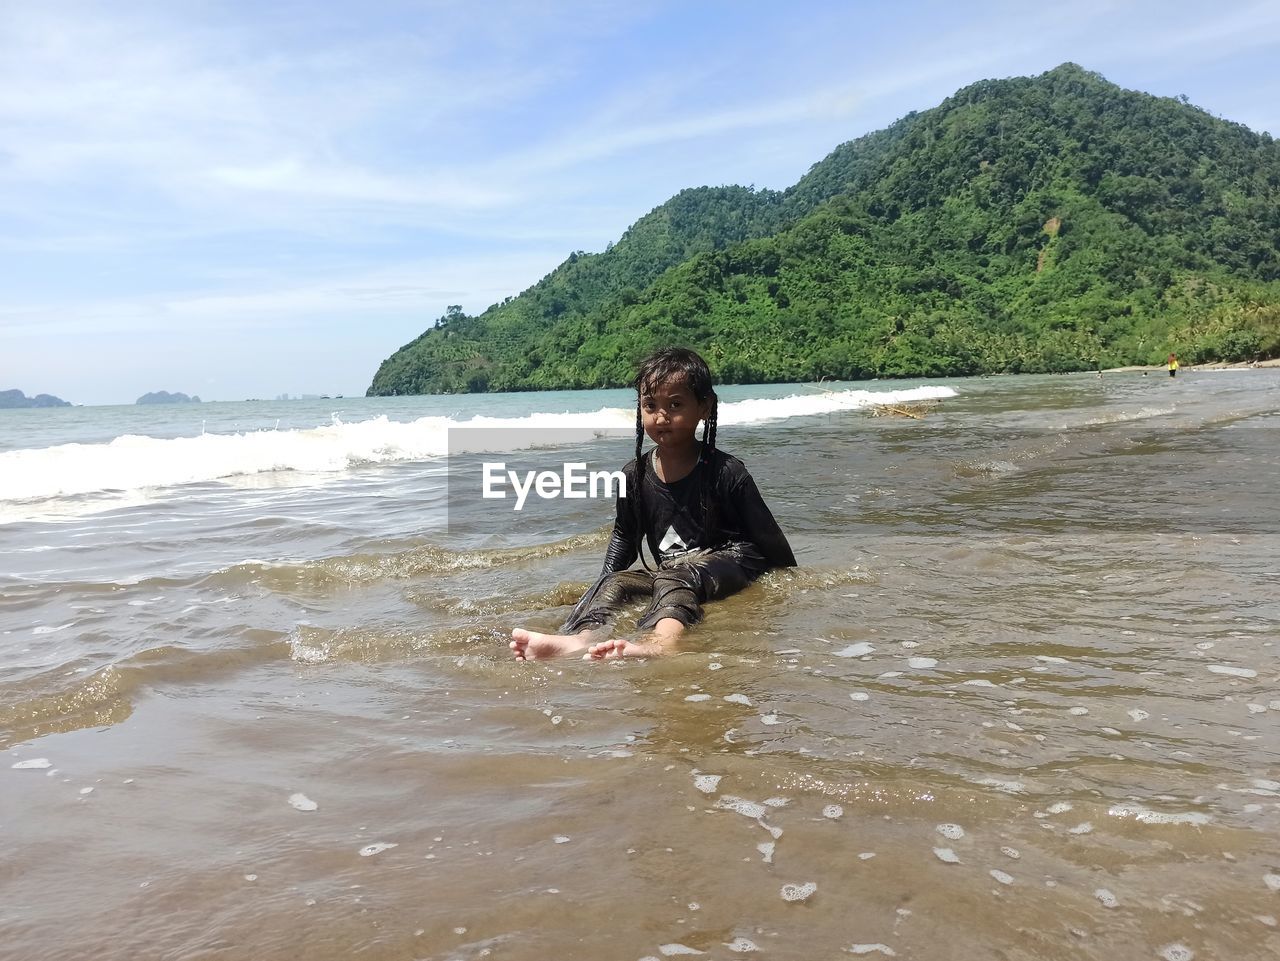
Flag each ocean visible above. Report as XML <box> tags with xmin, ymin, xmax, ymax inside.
<box><xmin>2</xmin><ymin>371</ymin><xmax>1278</xmax><ymax>961</ymax></box>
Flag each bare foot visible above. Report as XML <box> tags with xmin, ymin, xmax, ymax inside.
<box><xmin>584</xmin><ymin>638</ymin><xmax>664</xmax><ymax>659</ymax></box>
<box><xmin>585</xmin><ymin>638</ymin><xmax>629</xmax><ymax>660</ymax></box>
<box><xmin>510</xmin><ymin>627</ymin><xmax>591</xmax><ymax>661</ymax></box>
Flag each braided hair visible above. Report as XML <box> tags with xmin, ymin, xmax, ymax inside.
<box><xmin>630</xmin><ymin>348</ymin><xmax>720</xmax><ymax>571</ymax></box>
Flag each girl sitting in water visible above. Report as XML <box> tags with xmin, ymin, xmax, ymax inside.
<box><xmin>510</xmin><ymin>347</ymin><xmax>796</xmax><ymax>660</ymax></box>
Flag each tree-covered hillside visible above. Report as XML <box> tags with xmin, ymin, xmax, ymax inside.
<box><xmin>368</xmin><ymin>64</ymin><xmax>1280</xmax><ymax>394</ymax></box>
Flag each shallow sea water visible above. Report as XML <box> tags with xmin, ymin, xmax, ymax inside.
<box><xmin>2</xmin><ymin>372</ymin><xmax>1279</xmax><ymax>960</ymax></box>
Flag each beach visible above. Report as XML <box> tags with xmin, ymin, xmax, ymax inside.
<box><xmin>3</xmin><ymin>371</ymin><xmax>1279</xmax><ymax>961</ymax></box>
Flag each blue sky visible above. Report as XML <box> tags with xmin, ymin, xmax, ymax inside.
<box><xmin>3</xmin><ymin>0</ymin><xmax>1278</xmax><ymax>405</ymax></box>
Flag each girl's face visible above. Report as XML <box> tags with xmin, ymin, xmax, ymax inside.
<box><xmin>640</xmin><ymin>376</ymin><xmax>708</xmax><ymax>452</ymax></box>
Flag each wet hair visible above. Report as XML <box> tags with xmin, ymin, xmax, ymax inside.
<box><xmin>631</xmin><ymin>347</ymin><xmax>719</xmax><ymax>570</ymax></box>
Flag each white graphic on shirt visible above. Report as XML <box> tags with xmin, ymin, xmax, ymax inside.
<box><xmin>658</xmin><ymin>525</ymin><xmax>688</xmax><ymax>555</ymax></box>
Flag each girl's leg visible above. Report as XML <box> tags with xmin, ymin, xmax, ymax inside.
<box><xmin>511</xmin><ymin>570</ymin><xmax>652</xmax><ymax>660</ymax></box>
<box><xmin>588</xmin><ymin>545</ymin><xmax>770</xmax><ymax>659</ymax></box>
<box><xmin>585</xmin><ymin>617</ymin><xmax>684</xmax><ymax>659</ymax></box>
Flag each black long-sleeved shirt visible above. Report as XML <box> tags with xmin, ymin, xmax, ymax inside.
<box><xmin>599</xmin><ymin>448</ymin><xmax>796</xmax><ymax>575</ymax></box>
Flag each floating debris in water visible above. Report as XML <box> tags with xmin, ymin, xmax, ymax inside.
<box><xmin>780</xmin><ymin>881</ymin><xmax>817</xmax><ymax>902</ymax></box>
<box><xmin>990</xmin><ymin>870</ymin><xmax>1014</xmax><ymax>885</ymax></box>
<box><xmin>553</xmin><ymin>835</ymin><xmax>571</xmax><ymax>844</ymax></box>
<box><xmin>1264</xmin><ymin>873</ymin><xmax>1280</xmax><ymax>892</ymax></box>
<box><xmin>859</xmin><ymin>852</ymin><xmax>876</xmax><ymax>860</ymax></box>
<box><xmin>849</xmin><ymin>692</ymin><xmax>871</xmax><ymax>701</ymax></box>
<box><xmin>288</xmin><ymin>793</ymin><xmax>318</xmax><ymax>812</ymax></box>
<box><xmin>933</xmin><ymin>847</ymin><xmax>960</xmax><ymax>863</ymax></box>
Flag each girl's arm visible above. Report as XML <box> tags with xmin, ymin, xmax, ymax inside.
<box><xmin>599</xmin><ymin>460</ymin><xmax>640</xmax><ymax>575</ymax></box>
<box><xmin>731</xmin><ymin>473</ymin><xmax>797</xmax><ymax>569</ymax></box>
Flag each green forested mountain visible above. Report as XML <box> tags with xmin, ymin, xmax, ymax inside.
<box><xmin>368</xmin><ymin>64</ymin><xmax>1280</xmax><ymax>394</ymax></box>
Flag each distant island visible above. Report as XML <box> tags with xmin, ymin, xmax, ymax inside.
<box><xmin>137</xmin><ymin>391</ymin><xmax>201</xmax><ymax>405</ymax></box>
<box><xmin>0</xmin><ymin>388</ymin><xmax>71</xmax><ymax>409</ymax></box>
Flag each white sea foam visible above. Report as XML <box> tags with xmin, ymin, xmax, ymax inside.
<box><xmin>693</xmin><ymin>774</ymin><xmax>722</xmax><ymax>795</ymax></box>
<box><xmin>835</xmin><ymin>643</ymin><xmax>875</xmax><ymax>658</ymax></box>
<box><xmin>1108</xmin><ymin>803</ymin><xmax>1211</xmax><ymax>826</ymax></box>
<box><xmin>658</xmin><ymin>944</ymin><xmax>704</xmax><ymax>956</ymax></box>
<box><xmin>989</xmin><ymin>870</ymin><xmax>1014</xmax><ymax>885</ymax></box>
<box><xmin>1208</xmin><ymin>665</ymin><xmax>1258</xmax><ymax>679</ymax></box>
<box><xmin>936</xmin><ymin>823</ymin><xmax>964</xmax><ymax>840</ymax></box>
<box><xmin>716</xmin><ymin>796</ymin><xmax>767</xmax><ymax>819</ymax></box>
<box><xmin>32</xmin><ymin>622</ymin><xmax>76</xmax><ymax>635</ymax></box>
<box><xmin>823</xmin><ymin>804</ymin><xmax>844</xmax><ymax>819</ymax></box>
<box><xmin>1095</xmin><ymin>888</ymin><xmax>1118</xmax><ymax>908</ymax></box>
<box><xmin>908</xmin><ymin>657</ymin><xmax>938</xmax><ymax>669</ymax></box>
<box><xmin>724</xmin><ymin>938</ymin><xmax>759</xmax><ymax>952</ymax></box>
<box><xmin>976</xmin><ymin>778</ymin><xmax>1025</xmax><ymax>794</ymax></box>
<box><xmin>780</xmin><ymin>881</ymin><xmax>817</xmax><ymax>902</ymax></box>
<box><xmin>11</xmin><ymin>758</ymin><xmax>52</xmax><ymax>769</ymax></box>
<box><xmin>723</xmin><ymin>693</ymin><xmax>752</xmax><ymax>706</ymax></box>
<box><xmin>933</xmin><ymin>847</ymin><xmax>960</xmax><ymax>863</ymax></box>
<box><xmin>847</xmin><ymin>945</ymin><xmax>896</xmax><ymax>956</ymax></box>
<box><xmin>288</xmin><ymin>793</ymin><xmax>318</xmax><ymax>812</ymax></box>
<box><xmin>358</xmin><ymin>842</ymin><xmax>398</xmax><ymax>856</ymax></box>
<box><xmin>0</xmin><ymin>386</ymin><xmax>957</xmax><ymax>511</ymax></box>
<box><xmin>757</xmin><ymin>842</ymin><xmax>775</xmax><ymax>863</ymax></box>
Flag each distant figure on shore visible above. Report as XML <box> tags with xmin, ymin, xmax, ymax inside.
<box><xmin>1168</xmin><ymin>353</ymin><xmax>1179</xmax><ymax>378</ymax></box>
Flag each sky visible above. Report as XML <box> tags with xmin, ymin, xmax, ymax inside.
<box><xmin>2</xmin><ymin>0</ymin><xmax>1279</xmax><ymax>405</ymax></box>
